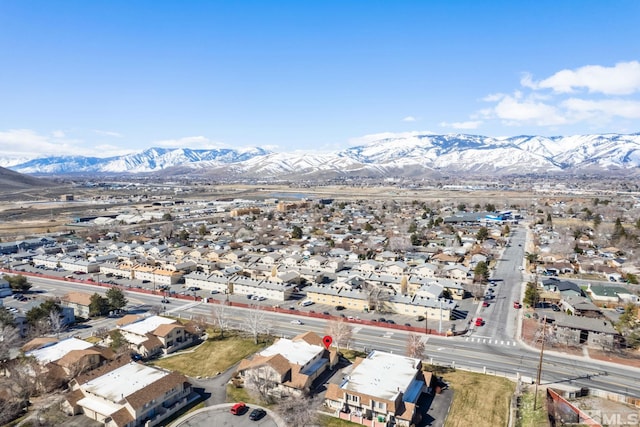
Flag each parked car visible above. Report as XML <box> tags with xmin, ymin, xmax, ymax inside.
<box><xmin>249</xmin><ymin>408</ymin><xmax>266</xmax><ymax>421</ymax></box>
<box><xmin>513</xmin><ymin>301</ymin><xmax>522</xmax><ymax>309</ymax></box>
<box><xmin>475</xmin><ymin>317</ymin><xmax>484</xmax><ymax>327</ymax></box>
<box><xmin>335</xmin><ymin>305</ymin><xmax>345</xmax><ymax>311</ymax></box>
<box><xmin>230</xmin><ymin>402</ymin><xmax>247</xmax><ymax>415</ymax></box>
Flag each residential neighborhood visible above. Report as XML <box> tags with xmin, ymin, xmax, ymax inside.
<box><xmin>0</xmin><ymin>188</ymin><xmax>639</xmax><ymax>427</ymax></box>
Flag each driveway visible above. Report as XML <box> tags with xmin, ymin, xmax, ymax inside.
<box><xmin>417</xmin><ymin>386</ymin><xmax>454</xmax><ymax>427</ymax></box>
<box><xmin>187</xmin><ymin>362</ymin><xmax>240</xmax><ymax>405</ymax></box>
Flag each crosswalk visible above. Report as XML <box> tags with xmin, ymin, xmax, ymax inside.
<box><xmin>166</xmin><ymin>300</ymin><xmax>202</xmax><ymax>314</ymax></box>
<box><xmin>465</xmin><ymin>336</ymin><xmax>517</xmax><ymax>347</ymax></box>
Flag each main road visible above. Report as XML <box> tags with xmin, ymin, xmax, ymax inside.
<box><xmin>23</xmin><ymin>271</ymin><xmax>640</xmax><ymax>399</ymax></box>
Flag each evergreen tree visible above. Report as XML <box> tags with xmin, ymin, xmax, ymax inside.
<box><xmin>89</xmin><ymin>293</ymin><xmax>110</xmax><ymax>317</ymax></box>
<box><xmin>474</xmin><ymin>261</ymin><xmax>490</xmax><ymax>283</ymax></box>
<box><xmin>106</xmin><ymin>287</ymin><xmax>128</xmax><ymax>311</ymax></box>
<box><xmin>476</xmin><ymin>227</ymin><xmax>489</xmax><ymax>242</ymax></box>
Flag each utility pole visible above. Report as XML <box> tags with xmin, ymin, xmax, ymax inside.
<box><xmin>534</xmin><ymin>315</ymin><xmax>547</xmax><ymax>409</ymax></box>
<box><xmin>438</xmin><ymin>299</ymin><xmax>443</xmax><ymax>334</ymax></box>
<box><xmin>425</xmin><ymin>313</ymin><xmax>428</xmax><ymax>335</ymax></box>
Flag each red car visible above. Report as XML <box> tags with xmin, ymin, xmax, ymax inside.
<box><xmin>475</xmin><ymin>317</ymin><xmax>484</xmax><ymax>327</ymax></box>
<box><xmin>230</xmin><ymin>402</ymin><xmax>247</xmax><ymax>415</ymax></box>
<box><xmin>482</xmin><ymin>301</ymin><xmax>489</xmax><ymax>307</ymax></box>
<box><xmin>513</xmin><ymin>301</ymin><xmax>522</xmax><ymax>309</ymax></box>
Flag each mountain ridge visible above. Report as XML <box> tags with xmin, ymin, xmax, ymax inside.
<box><xmin>4</xmin><ymin>133</ymin><xmax>640</xmax><ymax>179</ymax></box>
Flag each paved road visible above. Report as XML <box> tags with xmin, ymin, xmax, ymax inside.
<box><xmin>14</xmin><ymin>264</ymin><xmax>640</xmax><ymax>399</ymax></box>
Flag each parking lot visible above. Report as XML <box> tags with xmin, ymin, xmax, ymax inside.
<box><xmin>170</xmin><ymin>404</ymin><xmax>284</xmax><ymax>427</ymax></box>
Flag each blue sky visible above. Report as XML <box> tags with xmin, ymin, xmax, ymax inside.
<box><xmin>1</xmin><ymin>0</ymin><xmax>640</xmax><ymax>159</ymax></box>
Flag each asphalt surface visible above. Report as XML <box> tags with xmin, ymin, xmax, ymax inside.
<box><xmin>169</xmin><ymin>404</ymin><xmax>283</xmax><ymax>427</ymax></box>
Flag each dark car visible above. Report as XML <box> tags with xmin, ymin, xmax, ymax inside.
<box><xmin>249</xmin><ymin>408</ymin><xmax>266</xmax><ymax>421</ymax></box>
<box><xmin>386</xmin><ymin>319</ymin><xmax>395</xmax><ymax>324</ymax></box>
<box><xmin>335</xmin><ymin>305</ymin><xmax>345</xmax><ymax>311</ymax></box>
<box><xmin>378</xmin><ymin>317</ymin><xmax>386</xmax><ymax>322</ymax></box>
<box><xmin>322</xmin><ymin>311</ymin><xmax>330</xmax><ymax>316</ymax></box>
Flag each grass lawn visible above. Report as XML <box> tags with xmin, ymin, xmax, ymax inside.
<box><xmin>516</xmin><ymin>388</ymin><xmax>548</xmax><ymax>427</ymax></box>
<box><xmin>441</xmin><ymin>370</ymin><xmax>515</xmax><ymax>427</ymax></box>
<box><xmin>318</xmin><ymin>414</ymin><xmax>364</xmax><ymax>427</ymax></box>
<box><xmin>338</xmin><ymin>349</ymin><xmax>367</xmax><ymax>362</ymax></box>
<box><xmin>152</xmin><ymin>332</ymin><xmax>271</xmax><ymax>377</ymax></box>
<box><xmin>226</xmin><ymin>384</ymin><xmax>254</xmax><ymax>404</ymax></box>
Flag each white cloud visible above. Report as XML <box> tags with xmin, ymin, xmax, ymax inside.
<box><xmin>439</xmin><ymin>120</ymin><xmax>483</xmax><ymax>130</ymax></box>
<box><xmin>402</xmin><ymin>116</ymin><xmax>417</xmax><ymax>122</ymax></box>
<box><xmin>469</xmin><ymin>61</ymin><xmax>640</xmax><ymax>130</ymax></box>
<box><xmin>530</xmin><ymin>61</ymin><xmax>640</xmax><ymax>95</ymax></box>
<box><xmin>348</xmin><ymin>131</ymin><xmax>435</xmax><ymax>146</ymax></box>
<box><xmin>482</xmin><ymin>93</ymin><xmax>506</xmax><ymax>102</ymax></box>
<box><xmin>94</xmin><ymin>130</ymin><xmax>123</xmax><ymax>138</ymax></box>
<box><xmin>562</xmin><ymin>98</ymin><xmax>640</xmax><ymax>120</ymax></box>
<box><xmin>153</xmin><ymin>136</ymin><xmax>223</xmax><ymax>149</ymax></box>
<box><xmin>0</xmin><ymin>129</ymin><xmax>70</xmax><ymax>158</ymax></box>
<box><xmin>0</xmin><ymin>129</ymin><xmax>134</xmax><ymax>160</ymax></box>
<box><xmin>492</xmin><ymin>95</ymin><xmax>566</xmax><ymax>126</ymax></box>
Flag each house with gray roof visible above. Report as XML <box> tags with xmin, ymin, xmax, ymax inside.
<box><xmin>552</xmin><ymin>313</ymin><xmax>619</xmax><ymax>349</ymax></box>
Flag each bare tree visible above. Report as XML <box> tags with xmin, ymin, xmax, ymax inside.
<box><xmin>93</xmin><ymin>326</ymin><xmax>110</xmax><ymax>340</ymax></box>
<box><xmin>148</xmin><ymin>304</ymin><xmax>164</xmax><ymax>316</ymax></box>
<box><xmin>211</xmin><ymin>304</ymin><xmax>231</xmax><ymax>338</ymax></box>
<box><xmin>192</xmin><ymin>314</ymin><xmax>209</xmax><ymax>334</ymax></box>
<box><xmin>406</xmin><ymin>333</ymin><xmax>426</xmax><ymax>360</ymax></box>
<box><xmin>277</xmin><ymin>395</ymin><xmax>320</xmax><ymax>426</ymax></box>
<box><xmin>364</xmin><ymin>283</ymin><xmax>393</xmax><ymax>312</ymax></box>
<box><xmin>0</xmin><ymin>324</ymin><xmax>20</xmax><ymax>368</ymax></box>
<box><xmin>388</xmin><ymin>236</ymin><xmax>412</xmax><ymax>252</ymax></box>
<box><xmin>243</xmin><ymin>305</ymin><xmax>270</xmax><ymax>344</ymax></box>
<box><xmin>325</xmin><ymin>319</ymin><xmax>353</xmax><ymax>353</ymax></box>
<box><xmin>48</xmin><ymin>309</ymin><xmax>66</xmax><ymax>338</ymax></box>
<box><xmin>467</xmin><ymin>282</ymin><xmax>485</xmax><ymax>301</ymax></box>
<box><xmin>244</xmin><ymin>366</ymin><xmax>280</xmax><ymax>404</ymax></box>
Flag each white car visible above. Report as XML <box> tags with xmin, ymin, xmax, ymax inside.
<box><xmin>290</xmin><ymin>319</ymin><xmax>303</xmax><ymax>325</ymax></box>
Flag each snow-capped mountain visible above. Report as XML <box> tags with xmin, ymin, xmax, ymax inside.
<box><xmin>8</xmin><ymin>147</ymin><xmax>271</xmax><ymax>174</ymax></box>
<box><xmin>5</xmin><ymin>133</ymin><xmax>640</xmax><ymax>178</ymax></box>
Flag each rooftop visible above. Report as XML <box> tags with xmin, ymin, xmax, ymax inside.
<box><xmin>27</xmin><ymin>337</ymin><xmax>93</xmax><ymax>364</ymax></box>
<box><xmin>259</xmin><ymin>337</ymin><xmax>324</xmax><ymax>366</ymax></box>
<box><xmin>119</xmin><ymin>315</ymin><xmax>175</xmax><ymax>336</ymax></box>
<box><xmin>82</xmin><ymin>362</ymin><xmax>169</xmax><ymax>403</ymax></box>
<box><xmin>341</xmin><ymin>350</ymin><xmax>420</xmax><ymax>401</ymax></box>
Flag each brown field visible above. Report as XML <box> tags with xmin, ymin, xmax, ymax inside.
<box><xmin>442</xmin><ymin>370</ymin><xmax>515</xmax><ymax>427</ymax></box>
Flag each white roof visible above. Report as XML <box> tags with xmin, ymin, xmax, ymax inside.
<box><xmin>119</xmin><ymin>315</ymin><xmax>175</xmax><ymax>336</ymax></box>
<box><xmin>76</xmin><ymin>396</ymin><xmax>121</xmax><ymax>416</ymax></box>
<box><xmin>83</xmin><ymin>362</ymin><xmax>169</xmax><ymax>403</ymax></box>
<box><xmin>259</xmin><ymin>338</ymin><xmax>323</xmax><ymax>366</ymax></box>
<box><xmin>26</xmin><ymin>337</ymin><xmax>93</xmax><ymax>364</ymax></box>
<box><xmin>342</xmin><ymin>350</ymin><xmax>420</xmax><ymax>401</ymax></box>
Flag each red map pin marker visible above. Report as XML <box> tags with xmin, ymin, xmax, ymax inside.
<box><xmin>322</xmin><ymin>335</ymin><xmax>333</xmax><ymax>349</ymax></box>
